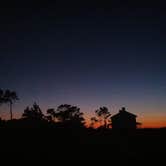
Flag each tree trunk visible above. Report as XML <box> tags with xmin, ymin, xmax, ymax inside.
<box><xmin>104</xmin><ymin>119</ymin><xmax>107</xmax><ymax>128</ymax></box>
<box><xmin>10</xmin><ymin>102</ymin><xmax>13</xmax><ymax>120</ymax></box>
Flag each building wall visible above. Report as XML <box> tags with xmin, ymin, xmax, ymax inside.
<box><xmin>112</xmin><ymin>116</ymin><xmax>137</xmax><ymax>129</ymax></box>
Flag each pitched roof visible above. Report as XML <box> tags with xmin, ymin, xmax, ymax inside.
<box><xmin>111</xmin><ymin>107</ymin><xmax>137</xmax><ymax>119</ymax></box>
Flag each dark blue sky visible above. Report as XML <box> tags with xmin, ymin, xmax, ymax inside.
<box><xmin>0</xmin><ymin>0</ymin><xmax>165</xmax><ymax>127</ymax></box>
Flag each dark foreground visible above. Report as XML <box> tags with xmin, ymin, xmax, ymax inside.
<box><xmin>0</xmin><ymin>127</ymin><xmax>166</xmax><ymax>164</ymax></box>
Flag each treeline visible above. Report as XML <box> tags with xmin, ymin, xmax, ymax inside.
<box><xmin>0</xmin><ymin>89</ymin><xmax>112</xmax><ymax>129</ymax></box>
<box><xmin>0</xmin><ymin>90</ymin><xmax>166</xmax><ymax>163</ymax></box>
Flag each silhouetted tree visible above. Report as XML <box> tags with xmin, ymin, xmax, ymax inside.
<box><xmin>95</xmin><ymin>107</ymin><xmax>111</xmax><ymax>128</ymax></box>
<box><xmin>46</xmin><ymin>108</ymin><xmax>56</xmax><ymax>122</ymax></box>
<box><xmin>55</xmin><ymin>104</ymin><xmax>85</xmax><ymax>127</ymax></box>
<box><xmin>0</xmin><ymin>89</ymin><xmax>4</xmax><ymax>119</ymax></box>
<box><xmin>2</xmin><ymin>90</ymin><xmax>19</xmax><ymax>120</ymax></box>
<box><xmin>22</xmin><ymin>103</ymin><xmax>44</xmax><ymax>121</ymax></box>
<box><xmin>90</xmin><ymin>117</ymin><xmax>98</xmax><ymax>128</ymax></box>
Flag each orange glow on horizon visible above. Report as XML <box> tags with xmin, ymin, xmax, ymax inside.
<box><xmin>85</xmin><ymin>113</ymin><xmax>166</xmax><ymax>129</ymax></box>
<box><xmin>1</xmin><ymin>115</ymin><xmax>166</xmax><ymax>128</ymax></box>
<box><xmin>85</xmin><ymin>120</ymin><xmax>166</xmax><ymax>129</ymax></box>
<box><xmin>1</xmin><ymin>108</ymin><xmax>166</xmax><ymax>129</ymax></box>
<box><xmin>140</xmin><ymin>120</ymin><xmax>166</xmax><ymax>128</ymax></box>
<box><xmin>138</xmin><ymin>114</ymin><xmax>166</xmax><ymax>128</ymax></box>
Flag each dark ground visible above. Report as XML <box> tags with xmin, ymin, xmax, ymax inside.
<box><xmin>0</xmin><ymin>126</ymin><xmax>165</xmax><ymax>165</ymax></box>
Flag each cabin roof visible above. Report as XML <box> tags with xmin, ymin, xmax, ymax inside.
<box><xmin>111</xmin><ymin>107</ymin><xmax>137</xmax><ymax>119</ymax></box>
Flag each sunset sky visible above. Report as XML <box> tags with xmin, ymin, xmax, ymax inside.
<box><xmin>0</xmin><ymin>0</ymin><xmax>165</xmax><ymax>128</ymax></box>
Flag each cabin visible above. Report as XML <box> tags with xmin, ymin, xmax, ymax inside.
<box><xmin>111</xmin><ymin>107</ymin><xmax>141</xmax><ymax>129</ymax></box>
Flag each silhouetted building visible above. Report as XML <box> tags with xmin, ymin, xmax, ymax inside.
<box><xmin>111</xmin><ymin>107</ymin><xmax>141</xmax><ymax>129</ymax></box>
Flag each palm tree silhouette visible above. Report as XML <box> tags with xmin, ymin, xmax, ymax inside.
<box><xmin>3</xmin><ymin>90</ymin><xmax>19</xmax><ymax>120</ymax></box>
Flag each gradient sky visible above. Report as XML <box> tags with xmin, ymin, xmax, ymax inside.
<box><xmin>0</xmin><ymin>0</ymin><xmax>165</xmax><ymax>127</ymax></box>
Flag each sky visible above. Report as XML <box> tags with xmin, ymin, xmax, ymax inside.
<box><xmin>0</xmin><ymin>0</ymin><xmax>165</xmax><ymax>127</ymax></box>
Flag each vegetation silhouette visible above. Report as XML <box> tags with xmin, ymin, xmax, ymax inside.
<box><xmin>54</xmin><ymin>104</ymin><xmax>85</xmax><ymax>128</ymax></box>
<box><xmin>22</xmin><ymin>102</ymin><xmax>44</xmax><ymax>121</ymax></box>
<box><xmin>0</xmin><ymin>89</ymin><xmax>165</xmax><ymax>163</ymax></box>
<box><xmin>0</xmin><ymin>89</ymin><xmax>19</xmax><ymax>120</ymax></box>
<box><xmin>46</xmin><ymin>108</ymin><xmax>56</xmax><ymax>122</ymax></box>
<box><xmin>90</xmin><ymin>106</ymin><xmax>111</xmax><ymax>129</ymax></box>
